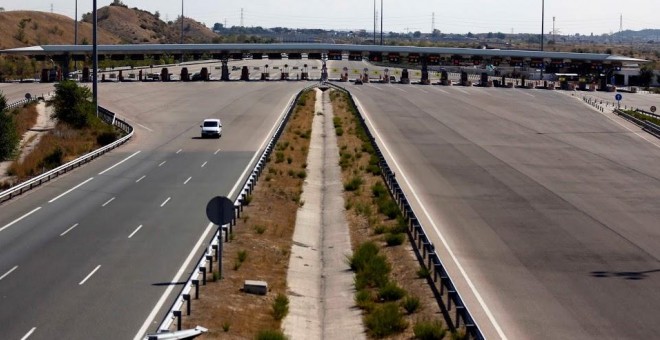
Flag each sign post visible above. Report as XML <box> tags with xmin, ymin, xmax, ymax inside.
<box><xmin>615</xmin><ymin>93</ymin><xmax>622</xmax><ymax>109</ymax></box>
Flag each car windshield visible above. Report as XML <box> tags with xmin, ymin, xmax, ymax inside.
<box><xmin>203</xmin><ymin>121</ymin><xmax>218</xmax><ymax>127</ymax></box>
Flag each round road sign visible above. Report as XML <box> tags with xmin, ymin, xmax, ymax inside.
<box><xmin>652</xmin><ymin>106</ymin><xmax>657</xmax><ymax>113</ymax></box>
<box><xmin>615</xmin><ymin>94</ymin><xmax>623</xmax><ymax>101</ymax></box>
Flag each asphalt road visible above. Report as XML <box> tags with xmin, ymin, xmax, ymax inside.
<box><xmin>330</xmin><ymin>67</ymin><xmax>660</xmax><ymax>339</ymax></box>
<box><xmin>0</xmin><ymin>79</ymin><xmax>310</xmax><ymax>340</ymax></box>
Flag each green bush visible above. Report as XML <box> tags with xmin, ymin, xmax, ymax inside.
<box><xmin>402</xmin><ymin>295</ymin><xmax>421</xmax><ymax>314</ymax></box>
<box><xmin>451</xmin><ymin>329</ymin><xmax>468</xmax><ymax>340</ymax></box>
<box><xmin>96</xmin><ymin>130</ymin><xmax>119</xmax><ymax>146</ymax></box>
<box><xmin>272</xmin><ymin>293</ymin><xmax>289</xmax><ymax>320</ymax></box>
<box><xmin>50</xmin><ymin>80</ymin><xmax>95</xmax><ymax>128</ymax></box>
<box><xmin>373</xmin><ymin>225</ymin><xmax>387</xmax><ymax>235</ymax></box>
<box><xmin>385</xmin><ymin>232</ymin><xmax>406</xmax><ymax>246</ymax></box>
<box><xmin>348</xmin><ymin>241</ymin><xmax>381</xmax><ymax>272</ymax></box>
<box><xmin>297</xmin><ymin>170</ymin><xmax>307</xmax><ymax>179</ymax></box>
<box><xmin>365</xmin><ymin>303</ymin><xmax>408</xmax><ymax>337</ymax></box>
<box><xmin>255</xmin><ymin>329</ymin><xmax>288</xmax><ymax>340</ymax></box>
<box><xmin>355</xmin><ymin>289</ymin><xmax>374</xmax><ymax>311</ymax></box>
<box><xmin>413</xmin><ymin>320</ymin><xmax>446</xmax><ymax>340</ymax></box>
<box><xmin>377</xmin><ymin>197</ymin><xmax>400</xmax><ymax>219</ymax></box>
<box><xmin>237</xmin><ymin>250</ymin><xmax>248</xmax><ymax>263</ymax></box>
<box><xmin>349</xmin><ymin>242</ymin><xmax>391</xmax><ymax>289</ymax></box>
<box><xmin>417</xmin><ymin>267</ymin><xmax>431</xmax><ymax>279</ymax></box>
<box><xmin>0</xmin><ymin>106</ymin><xmax>19</xmax><ymax>161</ymax></box>
<box><xmin>40</xmin><ymin>147</ymin><xmax>64</xmax><ymax>169</ymax></box>
<box><xmin>275</xmin><ymin>151</ymin><xmax>285</xmax><ymax>163</ymax></box>
<box><xmin>371</xmin><ymin>182</ymin><xmax>387</xmax><ymax>198</ymax></box>
<box><xmin>378</xmin><ymin>281</ymin><xmax>406</xmax><ymax>301</ymax></box>
<box><xmin>344</xmin><ymin>176</ymin><xmax>364</xmax><ymax>191</ymax></box>
<box><xmin>335</xmin><ymin>127</ymin><xmax>344</xmax><ymax>136</ymax></box>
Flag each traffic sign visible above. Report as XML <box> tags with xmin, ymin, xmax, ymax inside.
<box><xmin>652</xmin><ymin>106</ymin><xmax>657</xmax><ymax>113</ymax></box>
<box><xmin>615</xmin><ymin>94</ymin><xmax>623</xmax><ymax>101</ymax></box>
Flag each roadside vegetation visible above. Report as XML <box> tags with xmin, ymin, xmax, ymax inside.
<box><xmin>330</xmin><ymin>88</ymin><xmax>462</xmax><ymax>339</ymax></box>
<box><xmin>622</xmin><ymin>109</ymin><xmax>660</xmax><ymax>125</ymax></box>
<box><xmin>180</xmin><ymin>89</ymin><xmax>315</xmax><ymax>338</ymax></box>
<box><xmin>5</xmin><ymin>80</ymin><xmax>122</xmax><ymax>182</ymax></box>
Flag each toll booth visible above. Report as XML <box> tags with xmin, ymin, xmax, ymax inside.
<box><xmin>441</xmin><ymin>71</ymin><xmax>450</xmax><ymax>86</ymax></box>
<box><xmin>221</xmin><ymin>61</ymin><xmax>230</xmax><ymax>81</ymax></box>
<box><xmin>241</xmin><ymin>66</ymin><xmax>250</xmax><ymax>81</ymax></box>
<box><xmin>460</xmin><ymin>71</ymin><xmax>470</xmax><ymax>86</ymax></box>
<box><xmin>118</xmin><ymin>70</ymin><xmax>124</xmax><ymax>82</ymax></box>
<box><xmin>200</xmin><ymin>67</ymin><xmax>209</xmax><ymax>81</ymax></box>
<box><xmin>82</xmin><ymin>67</ymin><xmax>90</xmax><ymax>82</ymax></box>
<box><xmin>481</xmin><ymin>73</ymin><xmax>492</xmax><ymax>87</ymax></box>
<box><xmin>181</xmin><ymin>67</ymin><xmax>190</xmax><ymax>81</ymax></box>
<box><xmin>401</xmin><ymin>69</ymin><xmax>410</xmax><ymax>84</ymax></box>
<box><xmin>161</xmin><ymin>68</ymin><xmax>169</xmax><ymax>81</ymax></box>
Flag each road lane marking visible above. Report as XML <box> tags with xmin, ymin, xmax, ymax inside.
<box><xmin>183</xmin><ymin>177</ymin><xmax>192</xmax><ymax>185</ymax></box>
<box><xmin>393</xmin><ymin>86</ymin><xmax>407</xmax><ymax>93</ymax></box>
<box><xmin>176</xmin><ymin>149</ymin><xmax>182</xmax><ymax>154</ymax></box>
<box><xmin>354</xmin><ymin>97</ymin><xmax>508</xmax><ymax>339</ymax></box>
<box><xmin>454</xmin><ymin>87</ymin><xmax>470</xmax><ymax>95</ymax></box>
<box><xmin>20</xmin><ymin>327</ymin><xmax>36</xmax><ymax>340</ymax></box>
<box><xmin>0</xmin><ymin>266</ymin><xmax>18</xmax><ymax>281</ymax></box>
<box><xmin>160</xmin><ymin>197</ymin><xmax>171</xmax><ymax>207</ymax></box>
<box><xmin>214</xmin><ymin>148</ymin><xmax>221</xmax><ymax>155</ymax></box>
<box><xmin>133</xmin><ymin>222</ymin><xmax>215</xmax><ymax>340</ymax></box>
<box><xmin>99</xmin><ymin>151</ymin><xmax>141</xmax><ymax>175</ymax></box>
<box><xmin>137</xmin><ymin>123</ymin><xmax>153</xmax><ymax>132</ymax></box>
<box><xmin>433</xmin><ymin>87</ymin><xmax>449</xmax><ymax>94</ymax></box>
<box><xmin>158</xmin><ymin>161</ymin><xmax>166</xmax><ymax>167</ymax></box>
<box><xmin>128</xmin><ymin>225</ymin><xmax>143</xmax><ymax>239</ymax></box>
<box><xmin>102</xmin><ymin>197</ymin><xmax>116</xmax><ymax>207</ymax></box>
<box><xmin>48</xmin><ymin>178</ymin><xmax>94</xmax><ymax>203</ymax></box>
<box><xmin>60</xmin><ymin>223</ymin><xmax>79</xmax><ymax>236</ymax></box>
<box><xmin>418</xmin><ymin>88</ymin><xmax>429</xmax><ymax>94</ymax></box>
<box><xmin>136</xmin><ymin>175</ymin><xmax>146</xmax><ymax>183</ymax></box>
<box><xmin>201</xmin><ymin>161</ymin><xmax>208</xmax><ymax>168</ymax></box>
<box><xmin>79</xmin><ymin>265</ymin><xmax>101</xmax><ymax>285</ymax></box>
<box><xmin>0</xmin><ymin>207</ymin><xmax>42</xmax><ymax>233</ymax></box>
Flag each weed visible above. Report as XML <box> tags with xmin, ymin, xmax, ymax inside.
<box><xmin>385</xmin><ymin>233</ymin><xmax>406</xmax><ymax>246</ymax></box>
<box><xmin>355</xmin><ymin>289</ymin><xmax>374</xmax><ymax>311</ymax></box>
<box><xmin>297</xmin><ymin>170</ymin><xmax>307</xmax><ymax>179</ymax></box>
<box><xmin>349</xmin><ymin>242</ymin><xmax>391</xmax><ymax>289</ymax></box>
<box><xmin>344</xmin><ymin>176</ymin><xmax>364</xmax><ymax>191</ymax></box>
<box><xmin>221</xmin><ymin>321</ymin><xmax>231</xmax><ymax>332</ymax></box>
<box><xmin>233</xmin><ymin>261</ymin><xmax>241</xmax><ymax>271</ymax></box>
<box><xmin>237</xmin><ymin>250</ymin><xmax>248</xmax><ymax>263</ymax></box>
<box><xmin>371</xmin><ymin>182</ymin><xmax>388</xmax><ymax>198</ymax></box>
<box><xmin>365</xmin><ymin>302</ymin><xmax>408</xmax><ymax>337</ymax></box>
<box><xmin>256</xmin><ymin>329</ymin><xmax>287</xmax><ymax>340</ymax></box>
<box><xmin>413</xmin><ymin>320</ymin><xmax>446</xmax><ymax>340</ymax></box>
<box><xmin>417</xmin><ymin>267</ymin><xmax>431</xmax><ymax>279</ymax></box>
<box><xmin>272</xmin><ymin>293</ymin><xmax>289</xmax><ymax>320</ymax></box>
<box><xmin>451</xmin><ymin>329</ymin><xmax>469</xmax><ymax>340</ymax></box>
<box><xmin>254</xmin><ymin>224</ymin><xmax>267</xmax><ymax>235</ymax></box>
<box><xmin>374</xmin><ymin>225</ymin><xmax>387</xmax><ymax>235</ymax></box>
<box><xmin>287</xmin><ymin>157</ymin><xmax>292</xmax><ymax>164</ymax></box>
<box><xmin>243</xmin><ymin>194</ymin><xmax>253</xmax><ymax>206</ymax></box>
<box><xmin>275</xmin><ymin>151</ymin><xmax>285</xmax><ymax>163</ymax></box>
<box><xmin>335</xmin><ymin>127</ymin><xmax>344</xmax><ymax>136</ymax></box>
<box><xmin>376</xmin><ymin>197</ymin><xmax>400</xmax><ymax>219</ymax></box>
<box><xmin>268</xmin><ymin>167</ymin><xmax>278</xmax><ymax>174</ymax></box>
<box><xmin>213</xmin><ymin>271</ymin><xmax>220</xmax><ymax>281</ymax></box>
<box><xmin>402</xmin><ymin>295</ymin><xmax>421</xmax><ymax>314</ymax></box>
<box><xmin>378</xmin><ymin>281</ymin><xmax>406</xmax><ymax>301</ymax></box>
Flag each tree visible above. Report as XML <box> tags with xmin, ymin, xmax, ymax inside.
<box><xmin>638</xmin><ymin>66</ymin><xmax>654</xmax><ymax>88</ymax></box>
<box><xmin>467</xmin><ymin>32</ymin><xmax>474</xmax><ymax>38</ymax></box>
<box><xmin>413</xmin><ymin>31</ymin><xmax>422</xmax><ymax>38</ymax></box>
<box><xmin>213</xmin><ymin>23</ymin><xmax>224</xmax><ymax>32</ymax></box>
<box><xmin>0</xmin><ymin>92</ymin><xmax>20</xmax><ymax>161</ymax></box>
<box><xmin>50</xmin><ymin>80</ymin><xmax>95</xmax><ymax>128</ymax></box>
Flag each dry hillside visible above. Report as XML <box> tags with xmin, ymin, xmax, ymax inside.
<box><xmin>0</xmin><ymin>10</ymin><xmax>121</xmax><ymax>50</ymax></box>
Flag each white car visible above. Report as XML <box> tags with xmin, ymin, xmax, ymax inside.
<box><xmin>200</xmin><ymin>119</ymin><xmax>222</xmax><ymax>138</ymax></box>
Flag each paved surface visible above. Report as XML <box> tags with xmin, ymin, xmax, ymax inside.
<box><xmin>284</xmin><ymin>89</ymin><xmax>365</xmax><ymax>340</ymax></box>
<box><xmin>331</xmin><ymin>73</ymin><xmax>660</xmax><ymax>339</ymax></box>
<box><xmin>0</xmin><ymin>80</ymin><xmax>310</xmax><ymax>340</ymax></box>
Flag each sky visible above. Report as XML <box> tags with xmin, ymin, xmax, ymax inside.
<box><xmin>0</xmin><ymin>0</ymin><xmax>658</xmax><ymax>35</ymax></box>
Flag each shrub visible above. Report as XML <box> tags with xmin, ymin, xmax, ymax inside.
<box><xmin>355</xmin><ymin>289</ymin><xmax>374</xmax><ymax>311</ymax></box>
<box><xmin>40</xmin><ymin>147</ymin><xmax>64</xmax><ymax>169</ymax></box>
<box><xmin>371</xmin><ymin>182</ymin><xmax>387</xmax><ymax>198</ymax></box>
<box><xmin>413</xmin><ymin>320</ymin><xmax>446</xmax><ymax>340</ymax></box>
<box><xmin>96</xmin><ymin>130</ymin><xmax>119</xmax><ymax>146</ymax></box>
<box><xmin>222</xmin><ymin>321</ymin><xmax>231</xmax><ymax>332</ymax></box>
<box><xmin>50</xmin><ymin>80</ymin><xmax>95</xmax><ymax>128</ymax></box>
<box><xmin>275</xmin><ymin>151</ymin><xmax>285</xmax><ymax>163</ymax></box>
<box><xmin>344</xmin><ymin>176</ymin><xmax>363</xmax><ymax>191</ymax></box>
<box><xmin>417</xmin><ymin>267</ymin><xmax>431</xmax><ymax>279</ymax></box>
<box><xmin>377</xmin><ymin>197</ymin><xmax>400</xmax><ymax>219</ymax></box>
<box><xmin>297</xmin><ymin>170</ymin><xmax>307</xmax><ymax>179</ymax></box>
<box><xmin>348</xmin><ymin>241</ymin><xmax>381</xmax><ymax>272</ymax></box>
<box><xmin>335</xmin><ymin>127</ymin><xmax>344</xmax><ymax>136</ymax></box>
<box><xmin>287</xmin><ymin>156</ymin><xmax>292</xmax><ymax>164</ymax></box>
<box><xmin>378</xmin><ymin>281</ymin><xmax>406</xmax><ymax>301</ymax></box>
<box><xmin>237</xmin><ymin>250</ymin><xmax>248</xmax><ymax>263</ymax></box>
<box><xmin>402</xmin><ymin>295</ymin><xmax>421</xmax><ymax>314</ymax></box>
<box><xmin>354</xmin><ymin>252</ymin><xmax>391</xmax><ymax>290</ymax></box>
<box><xmin>451</xmin><ymin>329</ymin><xmax>468</xmax><ymax>340</ymax></box>
<box><xmin>272</xmin><ymin>293</ymin><xmax>289</xmax><ymax>320</ymax></box>
<box><xmin>385</xmin><ymin>232</ymin><xmax>406</xmax><ymax>246</ymax></box>
<box><xmin>254</xmin><ymin>224</ymin><xmax>266</xmax><ymax>234</ymax></box>
<box><xmin>0</xmin><ymin>109</ymin><xmax>19</xmax><ymax>161</ymax></box>
<box><xmin>365</xmin><ymin>303</ymin><xmax>408</xmax><ymax>337</ymax></box>
<box><xmin>255</xmin><ymin>329</ymin><xmax>288</xmax><ymax>340</ymax></box>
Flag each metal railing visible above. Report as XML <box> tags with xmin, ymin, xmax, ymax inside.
<box><xmin>328</xmin><ymin>82</ymin><xmax>485</xmax><ymax>339</ymax></box>
<box><xmin>5</xmin><ymin>97</ymin><xmax>38</xmax><ymax>110</ymax></box>
<box><xmin>0</xmin><ymin>106</ymin><xmax>134</xmax><ymax>204</ymax></box>
<box><xmin>614</xmin><ymin>109</ymin><xmax>660</xmax><ymax>138</ymax></box>
<box><xmin>152</xmin><ymin>84</ymin><xmax>317</xmax><ymax>337</ymax></box>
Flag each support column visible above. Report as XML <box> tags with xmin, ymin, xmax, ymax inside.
<box><xmin>221</xmin><ymin>60</ymin><xmax>229</xmax><ymax>81</ymax></box>
<box><xmin>421</xmin><ymin>56</ymin><xmax>429</xmax><ymax>85</ymax></box>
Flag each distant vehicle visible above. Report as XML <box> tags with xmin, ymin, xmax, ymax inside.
<box><xmin>200</xmin><ymin>119</ymin><xmax>222</xmax><ymax>138</ymax></box>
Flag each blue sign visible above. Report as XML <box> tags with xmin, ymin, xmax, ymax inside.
<box><xmin>615</xmin><ymin>94</ymin><xmax>623</xmax><ymax>101</ymax></box>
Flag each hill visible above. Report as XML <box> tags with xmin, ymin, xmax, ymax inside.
<box><xmin>0</xmin><ymin>10</ymin><xmax>121</xmax><ymax>50</ymax></box>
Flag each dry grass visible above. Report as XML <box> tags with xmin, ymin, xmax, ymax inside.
<box><xmin>331</xmin><ymin>89</ymin><xmax>459</xmax><ymax>339</ymax></box>
<box><xmin>11</xmin><ymin>103</ymin><xmax>38</xmax><ymax>137</ymax></box>
<box><xmin>180</xmin><ymin>90</ymin><xmax>316</xmax><ymax>338</ymax></box>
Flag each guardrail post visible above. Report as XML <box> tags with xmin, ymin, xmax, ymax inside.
<box><xmin>192</xmin><ymin>279</ymin><xmax>199</xmax><ymax>299</ymax></box>
<box><xmin>409</xmin><ymin>217</ymin><xmax>417</xmax><ymax>233</ymax></box>
<box><xmin>206</xmin><ymin>255</ymin><xmax>213</xmax><ymax>279</ymax></box>
<box><xmin>183</xmin><ymin>294</ymin><xmax>191</xmax><ymax>315</ymax></box>
<box><xmin>173</xmin><ymin>310</ymin><xmax>182</xmax><ymax>330</ymax></box>
<box><xmin>448</xmin><ymin>290</ymin><xmax>456</xmax><ymax>310</ymax></box>
<box><xmin>212</xmin><ymin>244</ymin><xmax>219</xmax><ymax>261</ymax></box>
<box><xmin>456</xmin><ymin>306</ymin><xmax>465</xmax><ymax>327</ymax></box>
<box><xmin>200</xmin><ymin>266</ymin><xmax>207</xmax><ymax>285</ymax></box>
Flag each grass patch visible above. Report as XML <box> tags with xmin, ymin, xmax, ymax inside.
<box><xmin>385</xmin><ymin>232</ymin><xmax>406</xmax><ymax>246</ymax></box>
<box><xmin>413</xmin><ymin>320</ymin><xmax>447</xmax><ymax>340</ymax></box>
<box><xmin>402</xmin><ymin>295</ymin><xmax>421</xmax><ymax>314</ymax></box>
<box><xmin>378</xmin><ymin>281</ymin><xmax>406</xmax><ymax>302</ymax></box>
<box><xmin>255</xmin><ymin>329</ymin><xmax>288</xmax><ymax>340</ymax></box>
<box><xmin>272</xmin><ymin>293</ymin><xmax>289</xmax><ymax>321</ymax></box>
<box><xmin>365</xmin><ymin>302</ymin><xmax>408</xmax><ymax>337</ymax></box>
<box><xmin>344</xmin><ymin>175</ymin><xmax>364</xmax><ymax>191</ymax></box>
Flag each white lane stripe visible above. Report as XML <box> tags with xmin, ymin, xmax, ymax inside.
<box><xmin>48</xmin><ymin>178</ymin><xmax>94</xmax><ymax>203</ymax></box>
<box><xmin>434</xmin><ymin>87</ymin><xmax>450</xmax><ymax>94</ymax></box>
<box><xmin>183</xmin><ymin>177</ymin><xmax>192</xmax><ymax>185</ymax></box>
<box><xmin>0</xmin><ymin>207</ymin><xmax>42</xmax><ymax>233</ymax></box>
<box><xmin>137</xmin><ymin>123</ymin><xmax>153</xmax><ymax>132</ymax></box>
<box><xmin>79</xmin><ymin>265</ymin><xmax>101</xmax><ymax>285</ymax></box>
<box><xmin>158</xmin><ymin>161</ymin><xmax>166</xmax><ymax>167</ymax></box>
<box><xmin>394</xmin><ymin>86</ymin><xmax>407</xmax><ymax>92</ymax></box>
<box><xmin>99</xmin><ymin>151</ymin><xmax>141</xmax><ymax>175</ymax></box>
<box><xmin>136</xmin><ymin>175</ymin><xmax>146</xmax><ymax>183</ymax></box>
<box><xmin>60</xmin><ymin>223</ymin><xmax>79</xmax><ymax>236</ymax></box>
<box><xmin>102</xmin><ymin>197</ymin><xmax>116</xmax><ymax>207</ymax></box>
<box><xmin>160</xmin><ymin>197</ymin><xmax>171</xmax><ymax>207</ymax></box>
<box><xmin>201</xmin><ymin>161</ymin><xmax>208</xmax><ymax>168</ymax></box>
<box><xmin>176</xmin><ymin>149</ymin><xmax>182</xmax><ymax>154</ymax></box>
<box><xmin>418</xmin><ymin>88</ymin><xmax>429</xmax><ymax>94</ymax></box>
<box><xmin>128</xmin><ymin>225</ymin><xmax>143</xmax><ymax>239</ymax></box>
<box><xmin>132</xmin><ymin>222</ymin><xmax>215</xmax><ymax>340</ymax></box>
<box><xmin>0</xmin><ymin>266</ymin><xmax>18</xmax><ymax>281</ymax></box>
<box><xmin>354</xmin><ymin>97</ymin><xmax>508</xmax><ymax>339</ymax></box>
<box><xmin>20</xmin><ymin>327</ymin><xmax>36</xmax><ymax>340</ymax></box>
<box><xmin>214</xmin><ymin>148</ymin><xmax>221</xmax><ymax>155</ymax></box>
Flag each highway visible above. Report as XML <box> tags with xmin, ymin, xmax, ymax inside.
<box><xmin>329</xmin><ymin>59</ymin><xmax>660</xmax><ymax>339</ymax></box>
<box><xmin>0</xmin><ymin>77</ymin><xmax>310</xmax><ymax>339</ymax></box>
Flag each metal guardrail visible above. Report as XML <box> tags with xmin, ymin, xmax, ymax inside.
<box><xmin>153</xmin><ymin>84</ymin><xmax>317</xmax><ymax>336</ymax></box>
<box><xmin>0</xmin><ymin>106</ymin><xmax>134</xmax><ymax>204</ymax></box>
<box><xmin>327</xmin><ymin>83</ymin><xmax>484</xmax><ymax>339</ymax></box>
<box><xmin>5</xmin><ymin>98</ymin><xmax>38</xmax><ymax>110</ymax></box>
<box><xmin>614</xmin><ymin>109</ymin><xmax>660</xmax><ymax>138</ymax></box>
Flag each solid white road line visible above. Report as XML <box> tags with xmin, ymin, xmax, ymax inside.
<box><xmin>20</xmin><ymin>327</ymin><xmax>36</xmax><ymax>340</ymax></box>
<box><xmin>183</xmin><ymin>177</ymin><xmax>192</xmax><ymax>185</ymax></box>
<box><xmin>160</xmin><ymin>197</ymin><xmax>171</xmax><ymax>207</ymax></box>
<box><xmin>201</xmin><ymin>161</ymin><xmax>208</xmax><ymax>168</ymax></box>
<box><xmin>0</xmin><ymin>207</ymin><xmax>42</xmax><ymax>233</ymax></box>
<box><xmin>99</xmin><ymin>151</ymin><xmax>141</xmax><ymax>175</ymax></box>
<box><xmin>79</xmin><ymin>265</ymin><xmax>101</xmax><ymax>285</ymax></box>
<box><xmin>0</xmin><ymin>265</ymin><xmax>18</xmax><ymax>281</ymax></box>
<box><xmin>48</xmin><ymin>178</ymin><xmax>94</xmax><ymax>203</ymax></box>
<box><xmin>354</xmin><ymin>97</ymin><xmax>508</xmax><ymax>339</ymax></box>
<box><xmin>214</xmin><ymin>148</ymin><xmax>221</xmax><ymax>155</ymax></box>
<box><xmin>60</xmin><ymin>223</ymin><xmax>79</xmax><ymax>237</ymax></box>
<box><xmin>136</xmin><ymin>175</ymin><xmax>146</xmax><ymax>183</ymax></box>
<box><xmin>128</xmin><ymin>225</ymin><xmax>143</xmax><ymax>239</ymax></box>
<box><xmin>176</xmin><ymin>149</ymin><xmax>182</xmax><ymax>154</ymax></box>
<box><xmin>102</xmin><ymin>197</ymin><xmax>116</xmax><ymax>207</ymax></box>
<box><xmin>136</xmin><ymin>123</ymin><xmax>153</xmax><ymax>132</ymax></box>
<box><xmin>132</xmin><ymin>222</ymin><xmax>215</xmax><ymax>340</ymax></box>
<box><xmin>158</xmin><ymin>161</ymin><xmax>166</xmax><ymax>167</ymax></box>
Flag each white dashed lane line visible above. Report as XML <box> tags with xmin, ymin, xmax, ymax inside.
<box><xmin>176</xmin><ymin>149</ymin><xmax>182</xmax><ymax>154</ymax></box>
<box><xmin>136</xmin><ymin>123</ymin><xmax>153</xmax><ymax>132</ymax></box>
<box><xmin>214</xmin><ymin>149</ymin><xmax>221</xmax><ymax>155</ymax></box>
<box><xmin>201</xmin><ymin>161</ymin><xmax>208</xmax><ymax>168</ymax></box>
<box><xmin>128</xmin><ymin>225</ymin><xmax>143</xmax><ymax>239</ymax></box>
<box><xmin>60</xmin><ymin>223</ymin><xmax>79</xmax><ymax>237</ymax></box>
<box><xmin>136</xmin><ymin>175</ymin><xmax>146</xmax><ymax>183</ymax></box>
<box><xmin>20</xmin><ymin>327</ymin><xmax>36</xmax><ymax>340</ymax></box>
<box><xmin>183</xmin><ymin>177</ymin><xmax>192</xmax><ymax>185</ymax></box>
<box><xmin>0</xmin><ymin>265</ymin><xmax>18</xmax><ymax>281</ymax></box>
<box><xmin>160</xmin><ymin>197</ymin><xmax>171</xmax><ymax>207</ymax></box>
<box><xmin>158</xmin><ymin>161</ymin><xmax>166</xmax><ymax>167</ymax></box>
<box><xmin>48</xmin><ymin>178</ymin><xmax>94</xmax><ymax>203</ymax></box>
<box><xmin>0</xmin><ymin>207</ymin><xmax>42</xmax><ymax>233</ymax></box>
<box><xmin>101</xmin><ymin>197</ymin><xmax>116</xmax><ymax>207</ymax></box>
<box><xmin>79</xmin><ymin>265</ymin><xmax>101</xmax><ymax>285</ymax></box>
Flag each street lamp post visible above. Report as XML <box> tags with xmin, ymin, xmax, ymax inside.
<box><xmin>181</xmin><ymin>0</ymin><xmax>184</xmax><ymax>44</ymax></box>
<box><xmin>540</xmin><ymin>0</ymin><xmax>545</xmax><ymax>80</ymax></box>
<box><xmin>380</xmin><ymin>0</ymin><xmax>383</xmax><ymax>45</ymax></box>
<box><xmin>93</xmin><ymin>0</ymin><xmax>98</xmax><ymax>116</ymax></box>
<box><xmin>74</xmin><ymin>0</ymin><xmax>78</xmax><ymax>72</ymax></box>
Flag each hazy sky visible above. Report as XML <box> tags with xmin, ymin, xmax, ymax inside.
<box><xmin>1</xmin><ymin>0</ymin><xmax>658</xmax><ymax>35</ymax></box>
